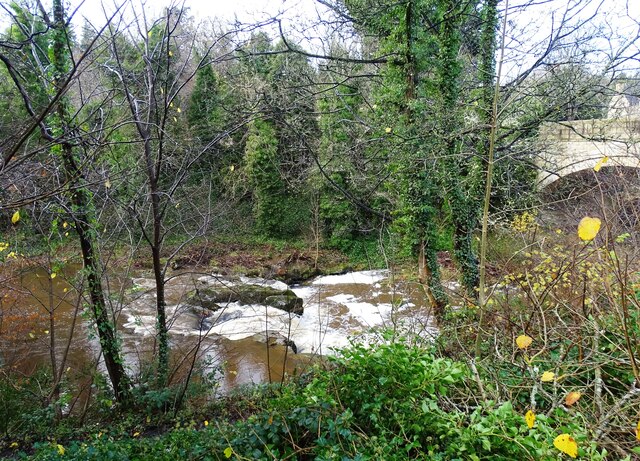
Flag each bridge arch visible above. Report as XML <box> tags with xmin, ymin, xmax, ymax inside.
<box><xmin>536</xmin><ymin>117</ymin><xmax>640</xmax><ymax>188</ymax></box>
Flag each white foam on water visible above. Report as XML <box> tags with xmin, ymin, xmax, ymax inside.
<box><xmin>205</xmin><ymin>303</ymin><xmax>297</xmax><ymax>341</ymax></box>
<box><xmin>123</xmin><ymin>315</ymin><xmax>157</xmax><ymax>336</ymax></box>
<box><xmin>122</xmin><ymin>270</ymin><xmax>435</xmax><ymax>357</ymax></box>
<box><xmin>326</xmin><ymin>293</ymin><xmax>357</xmax><ymax>304</ymax></box>
<box><xmin>311</xmin><ymin>270</ymin><xmax>388</xmax><ymax>286</ymax></box>
<box><xmin>131</xmin><ymin>278</ymin><xmax>156</xmax><ymax>290</ymax></box>
<box><xmin>344</xmin><ymin>301</ymin><xmax>393</xmax><ymax>325</ymax></box>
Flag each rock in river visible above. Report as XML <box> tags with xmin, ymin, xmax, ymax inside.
<box><xmin>186</xmin><ymin>281</ymin><xmax>303</xmax><ymax>315</ymax></box>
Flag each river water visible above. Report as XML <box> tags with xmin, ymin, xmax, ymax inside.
<box><xmin>0</xmin><ymin>268</ymin><xmax>437</xmax><ymax>395</ymax></box>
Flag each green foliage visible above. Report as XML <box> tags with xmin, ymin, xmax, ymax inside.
<box><xmin>245</xmin><ymin>118</ymin><xmax>309</xmax><ymax>238</ymax></box>
<box><xmin>0</xmin><ymin>369</ymin><xmax>57</xmax><ymax>438</ymax></box>
<box><xmin>187</xmin><ymin>64</ymin><xmax>224</xmax><ymax>142</ymax></box>
<box><xmin>18</xmin><ymin>337</ymin><xmax>611</xmax><ymax>460</ymax></box>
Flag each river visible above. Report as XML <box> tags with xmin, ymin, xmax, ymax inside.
<box><xmin>0</xmin><ymin>267</ymin><xmax>437</xmax><ymax>396</ymax></box>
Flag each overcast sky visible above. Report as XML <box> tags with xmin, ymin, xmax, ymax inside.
<box><xmin>67</xmin><ymin>0</ymin><xmax>321</xmax><ymax>28</ymax></box>
<box><xmin>1</xmin><ymin>0</ymin><xmax>638</xmax><ymax>78</ymax></box>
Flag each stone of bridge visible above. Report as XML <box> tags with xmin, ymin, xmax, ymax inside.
<box><xmin>537</xmin><ymin>116</ymin><xmax>640</xmax><ymax>188</ymax></box>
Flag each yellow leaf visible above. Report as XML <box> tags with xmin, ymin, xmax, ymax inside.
<box><xmin>204</xmin><ymin>420</ymin><xmax>209</xmax><ymax>427</ymax></box>
<box><xmin>577</xmin><ymin>216</ymin><xmax>601</xmax><ymax>241</ymax></box>
<box><xmin>541</xmin><ymin>371</ymin><xmax>555</xmax><ymax>382</ymax></box>
<box><xmin>516</xmin><ymin>335</ymin><xmax>533</xmax><ymax>349</ymax></box>
<box><xmin>525</xmin><ymin>410</ymin><xmax>535</xmax><ymax>429</ymax></box>
<box><xmin>133</xmin><ymin>432</ymin><xmax>140</xmax><ymax>437</ymax></box>
<box><xmin>173</xmin><ymin>117</ymin><xmax>177</xmax><ymax>122</ymax></box>
<box><xmin>565</xmin><ymin>391</ymin><xmax>581</xmax><ymax>406</ymax></box>
<box><xmin>105</xmin><ymin>179</ymin><xmax>111</xmax><ymax>189</ymax></box>
<box><xmin>636</xmin><ymin>419</ymin><xmax>640</xmax><ymax>441</ymax></box>
<box><xmin>229</xmin><ymin>164</ymin><xmax>235</xmax><ymax>172</ymax></box>
<box><xmin>168</xmin><ymin>50</ymin><xmax>173</xmax><ymax>57</ymax></box>
<box><xmin>57</xmin><ymin>444</ymin><xmax>65</xmax><ymax>456</ymax></box>
<box><xmin>553</xmin><ymin>433</ymin><xmax>578</xmax><ymax>458</ymax></box>
<box><xmin>63</xmin><ymin>287</ymin><xmax>68</xmax><ymax>293</ymax></box>
<box><xmin>29</xmin><ymin>332</ymin><xmax>35</xmax><ymax>339</ymax></box>
<box><xmin>177</xmin><ymin>107</ymin><xmax>181</xmax><ymax>113</ymax></box>
<box><xmin>593</xmin><ymin>156</ymin><xmax>608</xmax><ymax>172</ymax></box>
<box><xmin>385</xmin><ymin>127</ymin><xmax>392</xmax><ymax>133</ymax></box>
<box><xmin>51</xmin><ymin>272</ymin><xmax>57</xmax><ymax>279</ymax></box>
<box><xmin>10</xmin><ymin>442</ymin><xmax>18</xmax><ymax>448</ymax></box>
<box><xmin>224</xmin><ymin>447</ymin><xmax>233</xmax><ymax>458</ymax></box>
<box><xmin>11</xmin><ymin>210</ymin><xmax>20</xmax><ymax>224</ymax></box>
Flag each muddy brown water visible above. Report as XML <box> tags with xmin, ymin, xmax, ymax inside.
<box><xmin>0</xmin><ymin>266</ymin><xmax>437</xmax><ymax>399</ymax></box>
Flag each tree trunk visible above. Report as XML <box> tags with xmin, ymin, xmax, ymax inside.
<box><xmin>51</xmin><ymin>0</ymin><xmax>129</xmax><ymax>404</ymax></box>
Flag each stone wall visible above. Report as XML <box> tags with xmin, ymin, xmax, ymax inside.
<box><xmin>537</xmin><ymin>117</ymin><xmax>640</xmax><ymax>187</ymax></box>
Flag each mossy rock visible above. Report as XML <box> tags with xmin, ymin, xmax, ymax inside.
<box><xmin>187</xmin><ymin>285</ymin><xmax>303</xmax><ymax>315</ymax></box>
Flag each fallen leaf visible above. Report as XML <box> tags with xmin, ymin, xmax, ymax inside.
<box><xmin>11</xmin><ymin>210</ymin><xmax>20</xmax><ymax>224</ymax></box>
<box><xmin>577</xmin><ymin>217</ymin><xmax>601</xmax><ymax>242</ymax></box>
<box><xmin>516</xmin><ymin>335</ymin><xmax>533</xmax><ymax>349</ymax></box>
<box><xmin>565</xmin><ymin>391</ymin><xmax>582</xmax><ymax>406</ymax></box>
<box><xmin>553</xmin><ymin>433</ymin><xmax>578</xmax><ymax>458</ymax></box>
<box><xmin>525</xmin><ymin>410</ymin><xmax>535</xmax><ymax>429</ymax></box>
<box><xmin>541</xmin><ymin>371</ymin><xmax>555</xmax><ymax>382</ymax></box>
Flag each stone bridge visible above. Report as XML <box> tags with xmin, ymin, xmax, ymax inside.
<box><xmin>537</xmin><ymin>117</ymin><xmax>640</xmax><ymax>188</ymax></box>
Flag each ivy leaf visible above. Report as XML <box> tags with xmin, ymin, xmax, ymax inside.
<box><xmin>516</xmin><ymin>335</ymin><xmax>533</xmax><ymax>349</ymax></box>
<box><xmin>553</xmin><ymin>434</ymin><xmax>578</xmax><ymax>458</ymax></box>
<box><xmin>224</xmin><ymin>447</ymin><xmax>233</xmax><ymax>458</ymax></box>
<box><xmin>525</xmin><ymin>410</ymin><xmax>535</xmax><ymax>429</ymax></box>
<box><xmin>565</xmin><ymin>391</ymin><xmax>581</xmax><ymax>406</ymax></box>
<box><xmin>577</xmin><ymin>217</ymin><xmax>601</xmax><ymax>241</ymax></box>
<box><xmin>11</xmin><ymin>210</ymin><xmax>20</xmax><ymax>224</ymax></box>
<box><xmin>540</xmin><ymin>371</ymin><xmax>555</xmax><ymax>382</ymax></box>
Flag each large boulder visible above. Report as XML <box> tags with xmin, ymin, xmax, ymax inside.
<box><xmin>187</xmin><ymin>283</ymin><xmax>303</xmax><ymax>315</ymax></box>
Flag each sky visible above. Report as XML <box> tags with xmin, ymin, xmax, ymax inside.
<box><xmin>1</xmin><ymin>0</ymin><xmax>638</xmax><ymax>79</ymax></box>
<box><xmin>67</xmin><ymin>0</ymin><xmax>322</xmax><ymax>28</ymax></box>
